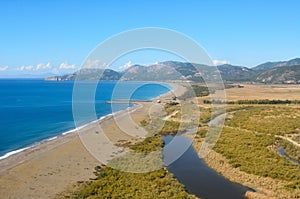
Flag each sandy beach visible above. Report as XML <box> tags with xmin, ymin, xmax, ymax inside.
<box><xmin>0</xmin><ymin>82</ymin><xmax>186</xmax><ymax>199</ymax></box>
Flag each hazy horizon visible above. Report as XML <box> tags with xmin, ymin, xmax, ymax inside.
<box><xmin>1</xmin><ymin>0</ymin><xmax>300</xmax><ymax>78</ymax></box>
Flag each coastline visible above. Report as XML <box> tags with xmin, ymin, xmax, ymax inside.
<box><xmin>0</xmin><ymin>81</ymin><xmax>174</xmax><ymax>162</ymax></box>
<box><xmin>0</xmin><ymin>105</ymin><xmax>132</xmax><ymax>169</ymax></box>
<box><xmin>0</xmin><ymin>82</ymin><xmax>185</xmax><ymax>199</ymax></box>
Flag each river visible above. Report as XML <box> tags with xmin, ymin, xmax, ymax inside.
<box><xmin>278</xmin><ymin>147</ymin><xmax>300</xmax><ymax>166</ymax></box>
<box><xmin>163</xmin><ymin>135</ymin><xmax>253</xmax><ymax>199</ymax></box>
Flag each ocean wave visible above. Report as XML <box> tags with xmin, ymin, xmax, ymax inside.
<box><xmin>46</xmin><ymin>136</ymin><xmax>58</xmax><ymax>141</ymax></box>
<box><xmin>0</xmin><ymin>84</ymin><xmax>172</xmax><ymax>161</ymax></box>
<box><xmin>0</xmin><ymin>109</ymin><xmax>131</xmax><ymax>161</ymax></box>
<box><xmin>0</xmin><ymin>147</ymin><xmax>31</xmax><ymax>161</ymax></box>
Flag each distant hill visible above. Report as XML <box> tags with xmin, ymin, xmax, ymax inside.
<box><xmin>121</xmin><ymin>61</ymin><xmax>257</xmax><ymax>82</ymax></box>
<box><xmin>252</xmin><ymin>58</ymin><xmax>300</xmax><ymax>71</ymax></box>
<box><xmin>217</xmin><ymin>64</ymin><xmax>256</xmax><ymax>82</ymax></box>
<box><xmin>45</xmin><ymin>68</ymin><xmax>121</xmax><ymax>81</ymax></box>
<box><xmin>121</xmin><ymin>62</ymin><xmax>206</xmax><ymax>82</ymax></box>
<box><xmin>255</xmin><ymin>65</ymin><xmax>300</xmax><ymax>84</ymax></box>
<box><xmin>45</xmin><ymin>58</ymin><xmax>300</xmax><ymax>84</ymax></box>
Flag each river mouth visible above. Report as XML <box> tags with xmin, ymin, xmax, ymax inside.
<box><xmin>163</xmin><ymin>135</ymin><xmax>253</xmax><ymax>199</ymax></box>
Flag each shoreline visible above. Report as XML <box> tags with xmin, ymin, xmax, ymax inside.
<box><xmin>0</xmin><ymin>106</ymin><xmax>131</xmax><ymax>163</ymax></box>
<box><xmin>0</xmin><ymin>81</ymin><xmax>184</xmax><ymax>199</ymax></box>
<box><xmin>0</xmin><ymin>81</ymin><xmax>174</xmax><ymax>162</ymax></box>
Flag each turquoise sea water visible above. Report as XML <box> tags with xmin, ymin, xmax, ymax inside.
<box><xmin>0</xmin><ymin>79</ymin><xmax>171</xmax><ymax>159</ymax></box>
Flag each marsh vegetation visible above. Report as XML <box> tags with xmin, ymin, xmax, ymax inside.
<box><xmin>58</xmin><ymin>85</ymin><xmax>300</xmax><ymax>199</ymax></box>
<box><xmin>205</xmin><ymin>105</ymin><xmax>300</xmax><ymax>193</ymax></box>
<box><xmin>58</xmin><ymin>135</ymin><xmax>194</xmax><ymax>199</ymax></box>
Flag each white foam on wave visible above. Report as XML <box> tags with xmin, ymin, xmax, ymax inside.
<box><xmin>0</xmin><ymin>85</ymin><xmax>172</xmax><ymax>162</ymax></box>
<box><xmin>0</xmin><ymin>135</ymin><xmax>62</xmax><ymax>161</ymax></box>
<box><xmin>62</xmin><ymin>128</ymin><xmax>77</xmax><ymax>135</ymax></box>
<box><xmin>46</xmin><ymin>136</ymin><xmax>58</xmax><ymax>141</ymax></box>
<box><xmin>0</xmin><ymin>147</ymin><xmax>31</xmax><ymax>161</ymax></box>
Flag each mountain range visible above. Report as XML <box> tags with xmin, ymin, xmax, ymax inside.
<box><xmin>45</xmin><ymin>58</ymin><xmax>300</xmax><ymax>84</ymax></box>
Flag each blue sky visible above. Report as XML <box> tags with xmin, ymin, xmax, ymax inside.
<box><xmin>0</xmin><ymin>0</ymin><xmax>300</xmax><ymax>77</ymax></box>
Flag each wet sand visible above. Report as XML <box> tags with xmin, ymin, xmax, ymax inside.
<box><xmin>0</xmin><ymin>82</ymin><xmax>186</xmax><ymax>199</ymax></box>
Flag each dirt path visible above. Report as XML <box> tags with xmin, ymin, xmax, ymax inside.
<box><xmin>163</xmin><ymin>110</ymin><xmax>179</xmax><ymax>120</ymax></box>
<box><xmin>275</xmin><ymin>135</ymin><xmax>300</xmax><ymax>147</ymax></box>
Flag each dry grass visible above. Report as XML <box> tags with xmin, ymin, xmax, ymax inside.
<box><xmin>210</xmin><ymin>84</ymin><xmax>300</xmax><ymax>101</ymax></box>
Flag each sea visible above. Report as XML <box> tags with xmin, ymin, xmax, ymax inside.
<box><xmin>0</xmin><ymin>79</ymin><xmax>171</xmax><ymax>160</ymax></box>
